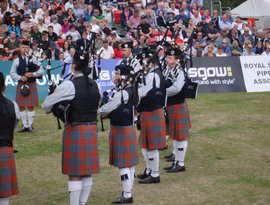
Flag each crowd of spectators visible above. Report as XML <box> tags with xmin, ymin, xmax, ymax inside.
<box><xmin>0</xmin><ymin>0</ymin><xmax>270</xmax><ymax>61</ymax></box>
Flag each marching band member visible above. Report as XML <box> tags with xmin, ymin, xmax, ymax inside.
<box><xmin>99</xmin><ymin>65</ymin><xmax>139</xmax><ymax>204</ymax></box>
<box><xmin>42</xmin><ymin>52</ymin><xmax>102</xmax><ymax>205</ymax></box>
<box><xmin>116</xmin><ymin>41</ymin><xmax>141</xmax><ymax>73</ymax></box>
<box><xmin>10</xmin><ymin>40</ymin><xmax>44</xmax><ymax>132</ymax></box>
<box><xmin>0</xmin><ymin>72</ymin><xmax>20</xmax><ymax>205</ymax></box>
<box><xmin>163</xmin><ymin>48</ymin><xmax>191</xmax><ymax>173</ymax></box>
<box><xmin>136</xmin><ymin>55</ymin><xmax>167</xmax><ymax>184</ymax></box>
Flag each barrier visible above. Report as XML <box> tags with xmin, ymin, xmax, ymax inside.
<box><xmin>1</xmin><ymin>56</ymin><xmax>270</xmax><ymax>101</ymax></box>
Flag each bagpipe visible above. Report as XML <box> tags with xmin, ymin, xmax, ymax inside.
<box><xmin>163</xmin><ymin>28</ymin><xmax>199</xmax><ymax>100</ymax></box>
<box><xmin>46</xmin><ymin>58</ymin><xmax>73</xmax><ymax>129</ymax></box>
<box><xmin>19</xmin><ymin>53</ymin><xmax>45</xmax><ymax>97</ymax></box>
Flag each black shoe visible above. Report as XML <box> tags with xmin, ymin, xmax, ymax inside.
<box><xmin>28</xmin><ymin>126</ymin><xmax>34</xmax><ymax>132</ymax></box>
<box><xmin>167</xmin><ymin>164</ymin><xmax>185</xmax><ymax>173</ymax></box>
<box><xmin>164</xmin><ymin>162</ymin><xmax>175</xmax><ymax>171</ymax></box>
<box><xmin>166</xmin><ymin>154</ymin><xmax>175</xmax><ymax>162</ymax></box>
<box><xmin>18</xmin><ymin>127</ymin><xmax>29</xmax><ymax>133</ymax></box>
<box><xmin>137</xmin><ymin>168</ymin><xmax>151</xmax><ymax>180</ymax></box>
<box><xmin>138</xmin><ymin>175</ymin><xmax>160</xmax><ymax>184</ymax></box>
<box><xmin>112</xmin><ymin>196</ymin><xmax>133</xmax><ymax>204</ymax></box>
<box><xmin>164</xmin><ymin>153</ymin><xmax>174</xmax><ymax>159</ymax></box>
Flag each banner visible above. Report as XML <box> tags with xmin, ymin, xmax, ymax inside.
<box><xmin>240</xmin><ymin>56</ymin><xmax>270</xmax><ymax>92</ymax></box>
<box><xmin>189</xmin><ymin>56</ymin><xmax>246</xmax><ymax>93</ymax></box>
<box><xmin>1</xmin><ymin>56</ymin><xmax>270</xmax><ymax>101</ymax></box>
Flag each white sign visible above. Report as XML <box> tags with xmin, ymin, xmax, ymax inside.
<box><xmin>240</xmin><ymin>56</ymin><xmax>270</xmax><ymax>92</ymax></box>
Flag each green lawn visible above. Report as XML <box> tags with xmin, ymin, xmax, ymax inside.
<box><xmin>11</xmin><ymin>92</ymin><xmax>270</xmax><ymax>205</ymax></box>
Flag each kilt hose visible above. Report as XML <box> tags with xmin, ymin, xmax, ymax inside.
<box><xmin>15</xmin><ymin>81</ymin><xmax>39</xmax><ymax>107</ymax></box>
<box><xmin>167</xmin><ymin>102</ymin><xmax>191</xmax><ymax>141</ymax></box>
<box><xmin>109</xmin><ymin>125</ymin><xmax>139</xmax><ymax>168</ymax></box>
<box><xmin>139</xmin><ymin>108</ymin><xmax>167</xmax><ymax>150</ymax></box>
<box><xmin>62</xmin><ymin>124</ymin><xmax>99</xmax><ymax>176</ymax></box>
<box><xmin>0</xmin><ymin>147</ymin><xmax>19</xmax><ymax>198</ymax></box>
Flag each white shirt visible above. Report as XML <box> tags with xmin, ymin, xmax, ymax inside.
<box><xmin>99</xmin><ymin>46</ymin><xmax>114</xmax><ymax>59</ymax></box>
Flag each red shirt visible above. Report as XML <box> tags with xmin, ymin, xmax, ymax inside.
<box><xmin>113</xmin><ymin>48</ymin><xmax>123</xmax><ymax>58</ymax></box>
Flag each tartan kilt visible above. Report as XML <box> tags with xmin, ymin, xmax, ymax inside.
<box><xmin>62</xmin><ymin>124</ymin><xmax>100</xmax><ymax>176</ymax></box>
<box><xmin>109</xmin><ymin>125</ymin><xmax>139</xmax><ymax>168</ymax></box>
<box><xmin>16</xmin><ymin>81</ymin><xmax>39</xmax><ymax>107</ymax></box>
<box><xmin>0</xmin><ymin>147</ymin><xmax>19</xmax><ymax>197</ymax></box>
<box><xmin>139</xmin><ymin>108</ymin><xmax>167</xmax><ymax>150</ymax></box>
<box><xmin>167</xmin><ymin>103</ymin><xmax>191</xmax><ymax>141</ymax></box>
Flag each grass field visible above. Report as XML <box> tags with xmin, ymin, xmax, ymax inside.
<box><xmin>10</xmin><ymin>92</ymin><xmax>270</xmax><ymax>205</ymax></box>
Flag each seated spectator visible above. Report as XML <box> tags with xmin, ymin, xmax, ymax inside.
<box><xmin>205</xmin><ymin>20</ymin><xmax>220</xmax><ymax>43</ymax></box>
<box><xmin>20</xmin><ymin>14</ymin><xmax>33</xmax><ymax>39</ymax></box>
<box><xmin>64</xmin><ymin>24</ymin><xmax>81</xmax><ymax>42</ymax></box>
<box><xmin>48</xmin><ymin>26</ymin><xmax>58</xmax><ymax>42</ymax></box>
<box><xmin>49</xmin><ymin>15</ymin><xmax>62</xmax><ymax>37</ymax></box>
<box><xmin>90</xmin><ymin>17</ymin><xmax>100</xmax><ymax>33</ymax></box>
<box><xmin>253</xmin><ymin>40</ymin><xmax>264</xmax><ymax>55</ymax></box>
<box><xmin>183</xmin><ymin>18</ymin><xmax>195</xmax><ymax>37</ymax></box>
<box><xmin>98</xmin><ymin>40</ymin><xmax>114</xmax><ymax>59</ymax></box>
<box><xmin>4</xmin><ymin>31</ymin><xmax>20</xmax><ymax>54</ymax></box>
<box><xmin>108</xmin><ymin>31</ymin><xmax>121</xmax><ymax>47</ymax></box>
<box><xmin>242</xmin><ymin>40</ymin><xmax>252</xmax><ymax>53</ymax></box>
<box><xmin>28</xmin><ymin>0</ymin><xmax>40</xmax><ymax>11</ymax></box>
<box><xmin>189</xmin><ymin>40</ymin><xmax>203</xmax><ymax>57</ymax></box>
<box><xmin>36</xmin><ymin>2</ymin><xmax>49</xmax><ymax>20</ymax></box>
<box><xmin>261</xmin><ymin>45</ymin><xmax>270</xmax><ymax>55</ymax></box>
<box><xmin>66</xmin><ymin>8</ymin><xmax>76</xmax><ymax>24</ymax></box>
<box><xmin>156</xmin><ymin>10</ymin><xmax>167</xmax><ymax>30</ymax></box>
<box><xmin>65</xmin><ymin>35</ymin><xmax>76</xmax><ymax>48</ymax></box>
<box><xmin>62</xmin><ymin>17</ymin><xmax>70</xmax><ymax>35</ymax></box>
<box><xmin>84</xmin><ymin>4</ymin><xmax>94</xmax><ymax>22</ymax></box>
<box><xmin>49</xmin><ymin>2</ymin><xmax>57</xmax><ymax>16</ymax></box>
<box><xmin>76</xmin><ymin>18</ymin><xmax>86</xmax><ymax>35</ymax></box>
<box><xmin>216</xmin><ymin>45</ymin><xmax>227</xmax><ymax>57</ymax></box>
<box><xmin>39</xmin><ymin>31</ymin><xmax>51</xmax><ymax>51</ymax></box>
<box><xmin>242</xmin><ymin>43</ymin><xmax>255</xmax><ymax>56</ymax></box>
<box><xmin>30</xmin><ymin>23</ymin><xmax>42</xmax><ymax>42</ymax></box>
<box><xmin>127</xmin><ymin>9</ymin><xmax>141</xmax><ymax>31</ymax></box>
<box><xmin>239</xmin><ymin>27</ymin><xmax>254</xmax><ymax>47</ymax></box>
<box><xmin>220</xmin><ymin>39</ymin><xmax>231</xmax><ymax>56</ymax></box>
<box><xmin>215</xmin><ymin>29</ymin><xmax>231</xmax><ymax>47</ymax></box>
<box><xmin>203</xmin><ymin>44</ymin><xmax>216</xmax><ymax>57</ymax></box>
<box><xmin>203</xmin><ymin>10</ymin><xmax>212</xmax><ymax>23</ymax></box>
<box><xmin>56</xmin><ymin>7</ymin><xmax>66</xmax><ymax>25</ymax></box>
<box><xmin>44</xmin><ymin>10</ymin><xmax>51</xmax><ymax>25</ymax></box>
<box><xmin>191</xmin><ymin>10</ymin><xmax>201</xmax><ymax>26</ymax></box>
<box><xmin>94</xmin><ymin>33</ymin><xmax>104</xmax><ymax>51</ymax></box>
<box><xmin>60</xmin><ymin>40</ymin><xmax>70</xmax><ymax>59</ymax></box>
<box><xmin>73</xmin><ymin>1</ymin><xmax>85</xmax><ymax>21</ymax></box>
<box><xmin>65</xmin><ymin>0</ymin><xmax>74</xmax><ymax>11</ymax></box>
<box><xmin>145</xmin><ymin>7</ymin><xmax>158</xmax><ymax>31</ymax></box>
<box><xmin>45</xmin><ymin>41</ymin><xmax>60</xmax><ymax>60</ymax></box>
<box><xmin>7</xmin><ymin>17</ymin><xmax>21</xmax><ymax>37</ymax></box>
<box><xmin>58</xmin><ymin>52</ymin><xmax>65</xmax><ymax>61</ymax></box>
<box><xmin>156</xmin><ymin>2</ymin><xmax>168</xmax><ymax>20</ymax></box>
<box><xmin>166</xmin><ymin>9</ymin><xmax>178</xmax><ymax>32</ymax></box>
<box><xmin>228</xmin><ymin>29</ymin><xmax>241</xmax><ymax>48</ymax></box>
<box><xmin>194</xmin><ymin>31</ymin><xmax>207</xmax><ymax>49</ymax></box>
<box><xmin>30</xmin><ymin>8</ymin><xmax>37</xmax><ymax>23</ymax></box>
<box><xmin>37</xmin><ymin>16</ymin><xmax>48</xmax><ymax>33</ymax></box>
<box><xmin>138</xmin><ymin>15</ymin><xmax>152</xmax><ymax>47</ymax></box>
<box><xmin>176</xmin><ymin>8</ymin><xmax>189</xmax><ymax>28</ymax></box>
<box><xmin>219</xmin><ymin>14</ymin><xmax>232</xmax><ymax>30</ymax></box>
<box><xmin>0</xmin><ymin>16</ymin><xmax>8</xmax><ymax>42</ymax></box>
<box><xmin>254</xmin><ymin>29</ymin><xmax>265</xmax><ymax>45</ymax></box>
<box><xmin>31</xmin><ymin>40</ymin><xmax>43</xmax><ymax>58</ymax></box>
<box><xmin>113</xmin><ymin>41</ymin><xmax>123</xmax><ymax>59</ymax></box>
<box><xmin>92</xmin><ymin>8</ymin><xmax>104</xmax><ymax>21</ymax></box>
<box><xmin>230</xmin><ymin>40</ymin><xmax>242</xmax><ymax>56</ymax></box>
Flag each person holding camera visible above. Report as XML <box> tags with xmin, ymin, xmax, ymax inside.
<box><xmin>10</xmin><ymin>40</ymin><xmax>44</xmax><ymax>132</ymax></box>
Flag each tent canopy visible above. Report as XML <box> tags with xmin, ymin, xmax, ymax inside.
<box><xmin>231</xmin><ymin>0</ymin><xmax>270</xmax><ymax>17</ymax></box>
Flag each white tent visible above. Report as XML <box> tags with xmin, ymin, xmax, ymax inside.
<box><xmin>231</xmin><ymin>0</ymin><xmax>270</xmax><ymax>28</ymax></box>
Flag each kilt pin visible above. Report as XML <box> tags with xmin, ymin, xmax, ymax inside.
<box><xmin>0</xmin><ymin>147</ymin><xmax>19</xmax><ymax>198</ymax></box>
<box><xmin>109</xmin><ymin>125</ymin><xmax>139</xmax><ymax>168</ymax></box>
<box><xmin>167</xmin><ymin>102</ymin><xmax>191</xmax><ymax>141</ymax></box>
<box><xmin>139</xmin><ymin>108</ymin><xmax>167</xmax><ymax>150</ymax></box>
<box><xmin>62</xmin><ymin>124</ymin><xmax>99</xmax><ymax>176</ymax></box>
<box><xmin>15</xmin><ymin>81</ymin><xmax>39</xmax><ymax>107</ymax></box>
